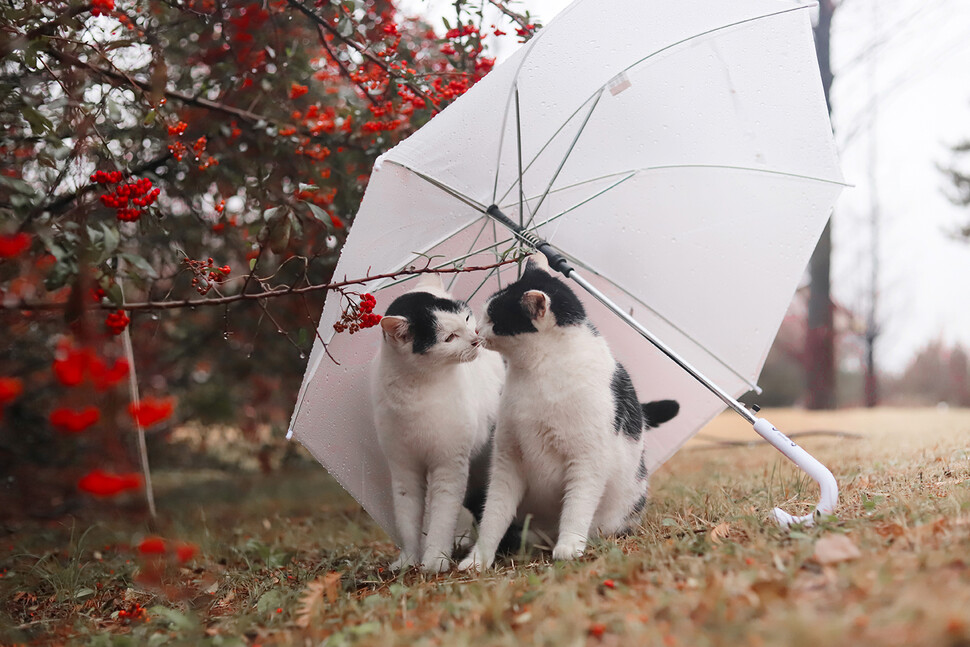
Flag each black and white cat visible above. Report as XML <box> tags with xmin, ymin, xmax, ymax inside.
<box><xmin>459</xmin><ymin>254</ymin><xmax>679</xmax><ymax>570</ymax></box>
<box><xmin>371</xmin><ymin>274</ymin><xmax>505</xmax><ymax>573</ymax></box>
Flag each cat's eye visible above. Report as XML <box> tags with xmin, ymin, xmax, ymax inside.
<box><xmin>445</xmin><ymin>333</ymin><xmax>458</xmax><ymax>342</ymax></box>
<box><xmin>465</xmin><ymin>313</ymin><xmax>471</xmax><ymax>322</ymax></box>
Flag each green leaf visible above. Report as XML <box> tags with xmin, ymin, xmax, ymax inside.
<box><xmin>305</xmin><ymin>202</ymin><xmax>330</xmax><ymax>226</ymax></box>
<box><xmin>262</xmin><ymin>206</ymin><xmax>281</xmax><ymax>223</ymax></box>
<box><xmin>144</xmin><ymin>109</ymin><xmax>156</xmax><ymax>125</ymax></box>
<box><xmin>255</xmin><ymin>589</ymin><xmax>285</xmax><ymax>615</ymax></box>
<box><xmin>74</xmin><ymin>587</ymin><xmax>95</xmax><ymax>600</ymax></box>
<box><xmin>101</xmin><ymin>223</ymin><xmax>120</xmax><ymax>257</ymax></box>
<box><xmin>337</xmin><ymin>15</ymin><xmax>354</xmax><ymax>37</ymax></box>
<box><xmin>268</xmin><ymin>216</ymin><xmax>291</xmax><ymax>254</ymax></box>
<box><xmin>288</xmin><ymin>212</ymin><xmax>303</xmax><ymax>239</ymax></box>
<box><xmin>106</xmin><ymin>283</ymin><xmax>124</xmax><ymax>306</ymax></box>
<box><xmin>148</xmin><ymin>605</ymin><xmax>196</xmax><ymax>631</ymax></box>
<box><xmin>121</xmin><ymin>253</ymin><xmax>158</xmax><ymax>279</ymax></box>
<box><xmin>20</xmin><ymin>106</ymin><xmax>54</xmax><ymax>135</ymax></box>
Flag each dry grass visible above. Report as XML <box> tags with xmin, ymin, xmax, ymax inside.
<box><xmin>3</xmin><ymin>407</ymin><xmax>970</xmax><ymax>646</ymax></box>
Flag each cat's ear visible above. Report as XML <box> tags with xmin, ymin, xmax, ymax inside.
<box><xmin>524</xmin><ymin>253</ymin><xmax>551</xmax><ymax>275</ymax></box>
<box><xmin>521</xmin><ymin>290</ymin><xmax>549</xmax><ymax>320</ymax></box>
<box><xmin>380</xmin><ymin>315</ymin><xmax>411</xmax><ymax>343</ymax></box>
<box><xmin>415</xmin><ymin>272</ymin><xmax>445</xmax><ymax>292</ymax></box>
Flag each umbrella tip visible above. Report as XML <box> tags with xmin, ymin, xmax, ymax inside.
<box><xmin>285</xmin><ymin>427</ymin><xmax>294</xmax><ymax>441</ymax></box>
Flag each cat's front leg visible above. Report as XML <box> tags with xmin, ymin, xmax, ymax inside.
<box><xmin>553</xmin><ymin>459</ymin><xmax>609</xmax><ymax>561</ymax></box>
<box><xmin>420</xmin><ymin>458</ymin><xmax>470</xmax><ymax>573</ymax></box>
<box><xmin>389</xmin><ymin>459</ymin><xmax>425</xmax><ymax>571</ymax></box>
<box><xmin>458</xmin><ymin>440</ymin><xmax>526</xmax><ymax>571</ymax></box>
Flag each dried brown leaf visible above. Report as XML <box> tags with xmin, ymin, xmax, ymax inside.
<box><xmin>813</xmin><ymin>534</ymin><xmax>862</xmax><ymax>565</ymax></box>
<box><xmin>709</xmin><ymin>522</ymin><xmax>730</xmax><ymax>545</ymax></box>
<box><xmin>295</xmin><ymin>579</ymin><xmax>325</xmax><ymax>629</ymax></box>
<box><xmin>296</xmin><ymin>572</ymin><xmax>341</xmax><ymax>629</ymax></box>
<box><xmin>323</xmin><ymin>571</ymin><xmax>342</xmax><ymax>603</ymax></box>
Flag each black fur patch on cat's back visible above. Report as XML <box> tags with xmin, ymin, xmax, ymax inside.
<box><xmin>642</xmin><ymin>400</ymin><xmax>680</xmax><ymax>429</ymax></box>
<box><xmin>384</xmin><ymin>291</ymin><xmax>465</xmax><ymax>354</ymax></box>
<box><xmin>611</xmin><ymin>363</ymin><xmax>644</xmax><ymax>440</ymax></box>
<box><xmin>485</xmin><ymin>263</ymin><xmax>586</xmax><ymax>336</ymax></box>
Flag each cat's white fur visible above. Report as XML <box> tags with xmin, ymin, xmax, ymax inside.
<box><xmin>460</xmin><ymin>254</ymin><xmax>646</xmax><ymax>570</ymax></box>
<box><xmin>371</xmin><ymin>274</ymin><xmax>505</xmax><ymax>572</ymax></box>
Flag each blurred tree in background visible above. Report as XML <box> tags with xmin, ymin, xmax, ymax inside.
<box><xmin>0</xmin><ymin>0</ymin><xmax>536</xmax><ymax>516</ymax></box>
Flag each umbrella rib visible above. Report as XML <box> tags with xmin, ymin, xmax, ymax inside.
<box><xmin>494</xmin><ymin>2</ymin><xmax>819</xmax><ymax>207</ymax></box>
<box><xmin>522</xmin><ymin>89</ymin><xmax>605</xmax><ymax>231</ymax></box>
<box><xmin>446</xmin><ymin>217</ymin><xmax>492</xmax><ymax>292</ymax></box>
<box><xmin>500</xmin><ymin>163</ymin><xmax>849</xmax><ymax>212</ymax></box>
<box><xmin>495</xmin><ymin>91</ymin><xmax>601</xmax><ymax>208</ymax></box>
<box><xmin>490</xmin><ymin>20</ymin><xmax>558</xmax><ymax>205</ymax></box>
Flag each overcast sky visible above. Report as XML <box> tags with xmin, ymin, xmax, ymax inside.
<box><xmin>398</xmin><ymin>0</ymin><xmax>970</xmax><ymax>374</ymax></box>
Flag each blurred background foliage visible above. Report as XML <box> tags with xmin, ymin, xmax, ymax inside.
<box><xmin>0</xmin><ymin>0</ymin><xmax>536</xmax><ymax>515</ymax></box>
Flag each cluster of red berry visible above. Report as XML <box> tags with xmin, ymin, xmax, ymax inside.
<box><xmin>116</xmin><ymin>602</ymin><xmax>148</xmax><ymax>624</ymax></box>
<box><xmin>91</xmin><ymin>0</ymin><xmax>114</xmax><ymax>17</ymax></box>
<box><xmin>183</xmin><ymin>257</ymin><xmax>230</xmax><ymax>295</ymax></box>
<box><xmin>96</xmin><ymin>175</ymin><xmax>160</xmax><ymax>222</ymax></box>
<box><xmin>90</xmin><ymin>170</ymin><xmax>123</xmax><ymax>184</ymax></box>
<box><xmin>104</xmin><ymin>310</ymin><xmax>130</xmax><ymax>335</ymax></box>
<box><xmin>167</xmin><ymin>121</ymin><xmax>187</xmax><ymax>136</ymax></box>
<box><xmin>333</xmin><ymin>293</ymin><xmax>381</xmax><ymax>334</ymax></box>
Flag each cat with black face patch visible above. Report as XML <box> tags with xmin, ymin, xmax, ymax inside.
<box><xmin>371</xmin><ymin>274</ymin><xmax>505</xmax><ymax>573</ymax></box>
<box><xmin>459</xmin><ymin>254</ymin><xmax>679</xmax><ymax>570</ymax></box>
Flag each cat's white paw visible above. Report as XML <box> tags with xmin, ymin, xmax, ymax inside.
<box><xmin>551</xmin><ymin>535</ymin><xmax>587</xmax><ymax>561</ymax></box>
<box><xmin>420</xmin><ymin>554</ymin><xmax>451</xmax><ymax>574</ymax></box>
<box><xmin>389</xmin><ymin>551</ymin><xmax>416</xmax><ymax>572</ymax></box>
<box><xmin>457</xmin><ymin>545</ymin><xmax>492</xmax><ymax>572</ymax></box>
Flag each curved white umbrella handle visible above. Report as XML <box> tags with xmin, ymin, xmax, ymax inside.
<box><xmin>752</xmin><ymin>418</ymin><xmax>839</xmax><ymax>527</ymax></box>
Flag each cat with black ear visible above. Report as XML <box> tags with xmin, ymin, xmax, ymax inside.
<box><xmin>371</xmin><ymin>274</ymin><xmax>505</xmax><ymax>573</ymax></box>
<box><xmin>459</xmin><ymin>254</ymin><xmax>679</xmax><ymax>570</ymax></box>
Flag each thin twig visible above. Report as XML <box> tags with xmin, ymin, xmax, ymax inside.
<box><xmin>486</xmin><ymin>0</ymin><xmax>534</xmax><ymax>32</ymax></box>
<box><xmin>4</xmin><ymin>259</ymin><xmax>521</xmax><ymax>312</ymax></box>
<box><xmin>285</xmin><ymin>0</ymin><xmax>440</xmax><ymax>111</ymax></box>
<box><xmin>315</xmin><ymin>23</ymin><xmax>381</xmax><ymax>108</ymax></box>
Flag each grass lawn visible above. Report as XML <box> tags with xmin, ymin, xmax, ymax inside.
<box><xmin>3</xmin><ymin>407</ymin><xmax>970</xmax><ymax>646</ymax></box>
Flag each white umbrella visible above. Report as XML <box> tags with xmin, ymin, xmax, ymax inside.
<box><xmin>288</xmin><ymin>0</ymin><xmax>846</xmax><ymax>539</ymax></box>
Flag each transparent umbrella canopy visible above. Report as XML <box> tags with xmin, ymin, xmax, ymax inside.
<box><xmin>288</xmin><ymin>0</ymin><xmax>846</xmax><ymax>540</ymax></box>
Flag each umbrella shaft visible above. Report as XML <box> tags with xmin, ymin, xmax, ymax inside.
<box><xmin>568</xmin><ymin>271</ymin><xmax>756</xmax><ymax>424</ymax></box>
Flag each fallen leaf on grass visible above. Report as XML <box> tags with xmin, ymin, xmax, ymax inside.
<box><xmin>323</xmin><ymin>571</ymin><xmax>341</xmax><ymax>603</ymax></box>
<box><xmin>874</xmin><ymin>522</ymin><xmax>905</xmax><ymax>538</ymax></box>
<box><xmin>751</xmin><ymin>579</ymin><xmax>789</xmax><ymax>604</ymax></box>
<box><xmin>813</xmin><ymin>534</ymin><xmax>861</xmax><ymax>564</ymax></box>
<box><xmin>296</xmin><ymin>572</ymin><xmax>341</xmax><ymax>629</ymax></box>
<box><xmin>709</xmin><ymin>522</ymin><xmax>730</xmax><ymax>545</ymax></box>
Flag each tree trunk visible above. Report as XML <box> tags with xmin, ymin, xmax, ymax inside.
<box><xmin>806</xmin><ymin>0</ymin><xmax>836</xmax><ymax>410</ymax></box>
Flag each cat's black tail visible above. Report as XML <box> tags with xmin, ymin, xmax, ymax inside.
<box><xmin>642</xmin><ymin>400</ymin><xmax>680</xmax><ymax>429</ymax></box>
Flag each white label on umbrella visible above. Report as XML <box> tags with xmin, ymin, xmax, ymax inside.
<box><xmin>608</xmin><ymin>71</ymin><xmax>632</xmax><ymax>96</ymax></box>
